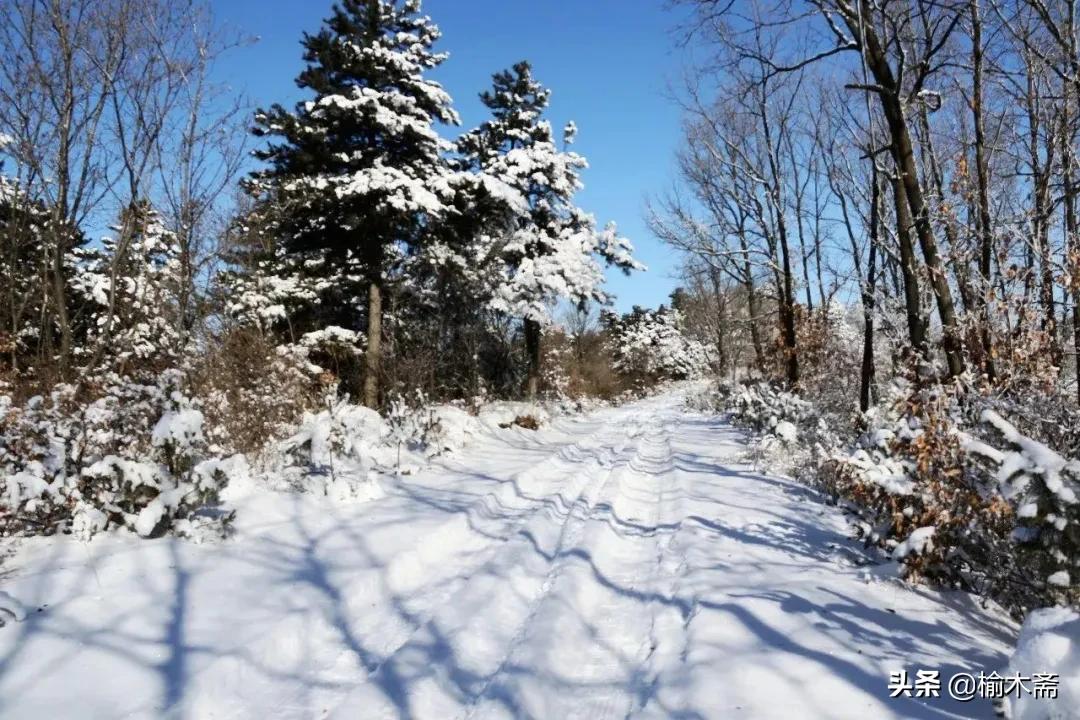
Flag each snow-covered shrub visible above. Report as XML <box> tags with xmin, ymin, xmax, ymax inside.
<box><xmin>816</xmin><ymin>377</ymin><xmax>1080</xmax><ymax>613</ymax></box>
<box><xmin>69</xmin><ymin>203</ymin><xmax>185</xmax><ymax>375</ymax></box>
<box><xmin>702</xmin><ymin>379</ymin><xmax>841</xmax><ymax>479</ymax></box>
<box><xmin>540</xmin><ymin>340</ymin><xmax>573</xmax><ymax>401</ymax></box>
<box><xmin>718</xmin><ymin>380</ymin><xmax>839</xmax><ymax>452</ymax></box>
<box><xmin>540</xmin><ymin>321</ymin><xmax>625</xmax><ymax>401</ymax></box>
<box><xmin>968</xmin><ymin>409</ymin><xmax>1080</xmax><ymax>607</ymax></box>
<box><xmin>277</xmin><ymin>391</ymin><xmax>481</xmax><ymax>497</ymax></box>
<box><xmin>1000</xmin><ymin>607</ymin><xmax>1080</xmax><ymax>720</ymax></box>
<box><xmin>279</xmin><ymin>326</ymin><xmax>366</xmax><ymax>386</ymax></box>
<box><xmin>385</xmin><ymin>390</ymin><xmax>443</xmax><ymax>467</ymax></box>
<box><xmin>282</xmin><ymin>399</ymin><xmax>386</xmax><ymax>477</ymax></box>
<box><xmin>1</xmin><ymin>371</ymin><xmax>241</xmax><ymax>541</ymax></box>
<box><xmin>0</xmin><ymin>384</ymin><xmax>82</xmax><ymax>535</ymax></box>
<box><xmin>192</xmin><ymin>327</ymin><xmax>323</xmax><ymax>456</ymax></box>
<box><xmin>719</xmin><ymin>380</ymin><xmax>816</xmax><ymax>432</ymax></box>
<box><xmin>425</xmin><ymin>405</ymin><xmax>485</xmax><ymax>454</ymax></box>
<box><xmin>605</xmin><ymin>306</ymin><xmax>710</xmax><ymax>385</ymax></box>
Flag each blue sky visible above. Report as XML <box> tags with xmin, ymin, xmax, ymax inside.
<box><xmin>212</xmin><ymin>0</ymin><xmax>692</xmax><ymax>313</ymax></box>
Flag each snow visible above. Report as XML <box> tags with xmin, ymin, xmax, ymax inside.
<box><xmin>775</xmin><ymin>419</ymin><xmax>798</xmax><ymax>444</ymax></box>
<box><xmin>0</xmin><ymin>389</ymin><xmax>1019</xmax><ymax>718</ymax></box>
<box><xmin>981</xmin><ymin>409</ymin><xmax>1080</xmax><ymax>505</ymax></box>
<box><xmin>1001</xmin><ymin>607</ymin><xmax>1080</xmax><ymax>720</ymax></box>
<box><xmin>834</xmin><ymin>449</ymin><xmax>916</xmax><ymax>495</ymax></box>
<box><xmin>152</xmin><ymin>408</ymin><xmax>206</xmax><ymax>451</ymax></box>
<box><xmin>1048</xmin><ymin>571</ymin><xmax>1071</xmax><ymax>588</ymax></box>
<box><xmin>476</xmin><ymin>400</ymin><xmax>550</xmax><ymax>429</ymax></box>
<box><xmin>892</xmin><ymin>526</ymin><xmax>936</xmax><ymax>560</ymax></box>
<box><xmin>133</xmin><ymin>498</ymin><xmax>166</xmax><ymax>537</ymax></box>
<box><xmin>0</xmin><ymin>591</ymin><xmax>26</xmax><ymax>625</ymax></box>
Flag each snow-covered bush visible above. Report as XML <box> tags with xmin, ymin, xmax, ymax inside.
<box><xmin>193</xmin><ymin>327</ymin><xmax>324</xmax><ymax>456</ymax></box>
<box><xmin>719</xmin><ymin>380</ymin><xmax>816</xmax><ymax>432</ymax></box>
<box><xmin>1001</xmin><ymin>607</ymin><xmax>1080</xmax><ymax>720</ymax></box>
<box><xmin>277</xmin><ymin>392</ymin><xmax>484</xmax><ymax>497</ymax></box>
<box><xmin>70</xmin><ymin>203</ymin><xmax>186</xmax><ymax>376</ymax></box>
<box><xmin>714</xmin><ymin>380</ymin><xmax>839</xmax><ymax>454</ymax></box>
<box><xmin>816</xmin><ymin>377</ymin><xmax>1078</xmax><ymax>613</ymax></box>
<box><xmin>969</xmin><ymin>409</ymin><xmax>1080</xmax><ymax>607</ymax></box>
<box><xmin>278</xmin><ymin>326</ymin><xmax>366</xmax><ymax>387</ymax></box>
<box><xmin>700</xmin><ymin>372</ymin><xmax>1080</xmax><ymax>613</ymax></box>
<box><xmin>278</xmin><ymin>398</ymin><xmax>387</xmax><ymax>498</ymax></box>
<box><xmin>606</xmin><ymin>306</ymin><xmax>710</xmax><ymax>384</ymax></box>
<box><xmin>823</xmin><ymin>383</ymin><xmax>1015</xmax><ymax>594</ymax></box>
<box><xmin>385</xmin><ymin>390</ymin><xmax>444</xmax><ymax>466</ymax></box>
<box><xmin>1</xmin><ymin>371</ymin><xmax>242</xmax><ymax>541</ymax></box>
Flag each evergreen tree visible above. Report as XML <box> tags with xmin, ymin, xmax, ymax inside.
<box><xmin>247</xmin><ymin>0</ymin><xmax>459</xmax><ymax>408</ymax></box>
<box><xmin>604</xmin><ymin>305</ymin><xmax>710</xmax><ymax>382</ymax></box>
<box><xmin>458</xmin><ymin>61</ymin><xmax>641</xmax><ymax>398</ymax></box>
<box><xmin>71</xmin><ymin>202</ymin><xmax>185</xmax><ymax>379</ymax></box>
<box><xmin>0</xmin><ymin>167</ymin><xmax>92</xmax><ymax>383</ymax></box>
<box><xmin>0</xmin><ymin>172</ymin><xmax>50</xmax><ymax>378</ymax></box>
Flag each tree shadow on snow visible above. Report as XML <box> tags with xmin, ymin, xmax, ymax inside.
<box><xmin>0</xmin><ymin>416</ymin><xmax>1013</xmax><ymax>720</ymax></box>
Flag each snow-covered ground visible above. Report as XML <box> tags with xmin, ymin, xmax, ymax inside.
<box><xmin>0</xmin><ymin>390</ymin><xmax>1018</xmax><ymax>719</ymax></box>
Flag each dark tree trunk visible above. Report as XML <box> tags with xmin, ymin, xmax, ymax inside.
<box><xmin>524</xmin><ymin>318</ymin><xmax>541</xmax><ymax>400</ymax></box>
<box><xmin>860</xmin><ymin>172</ymin><xmax>881</xmax><ymax>412</ymax></box>
<box><xmin>890</xmin><ymin>175</ymin><xmax>927</xmax><ymax>355</ymax></box>
<box><xmin>970</xmin><ymin>0</ymin><xmax>997</xmax><ymax>381</ymax></box>
<box><xmin>364</xmin><ymin>280</ymin><xmax>382</xmax><ymax>409</ymax></box>
<box><xmin>709</xmin><ymin>266</ymin><xmax>729</xmax><ymax>377</ymax></box>
<box><xmin>840</xmin><ymin>4</ymin><xmax>965</xmax><ymax>376</ymax></box>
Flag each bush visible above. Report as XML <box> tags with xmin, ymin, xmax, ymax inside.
<box><xmin>818</xmin><ymin>378</ymin><xmax>1077</xmax><ymax>614</ymax></box>
<box><xmin>1</xmin><ymin>370</ymin><xmax>243</xmax><ymax>541</ymax></box>
<box><xmin>706</xmin><ymin>374</ymin><xmax>1079</xmax><ymax>615</ymax></box>
<box><xmin>192</xmin><ymin>327</ymin><xmax>323</xmax><ymax>456</ymax></box>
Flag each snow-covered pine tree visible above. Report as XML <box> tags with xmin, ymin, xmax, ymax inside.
<box><xmin>605</xmin><ymin>305</ymin><xmax>711</xmax><ymax>382</ymax></box>
<box><xmin>247</xmin><ymin>0</ymin><xmax>459</xmax><ymax>408</ymax></box>
<box><xmin>457</xmin><ymin>61</ymin><xmax>642</xmax><ymax>399</ymax></box>
<box><xmin>0</xmin><ymin>171</ymin><xmax>52</xmax><ymax>379</ymax></box>
<box><xmin>71</xmin><ymin>201</ymin><xmax>185</xmax><ymax>379</ymax></box>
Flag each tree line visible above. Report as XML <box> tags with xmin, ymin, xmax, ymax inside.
<box><xmin>0</xmin><ymin>0</ymin><xmax>645</xmax><ymax>417</ymax></box>
<box><xmin>657</xmin><ymin>0</ymin><xmax>1080</xmax><ymax>408</ymax></box>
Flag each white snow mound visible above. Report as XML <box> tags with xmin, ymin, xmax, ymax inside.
<box><xmin>1002</xmin><ymin>607</ymin><xmax>1080</xmax><ymax>720</ymax></box>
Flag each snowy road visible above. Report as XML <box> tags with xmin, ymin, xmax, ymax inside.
<box><xmin>0</xmin><ymin>391</ymin><xmax>1015</xmax><ymax>719</ymax></box>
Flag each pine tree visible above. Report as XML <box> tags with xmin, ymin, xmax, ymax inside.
<box><xmin>0</xmin><ymin>166</ymin><xmax>93</xmax><ymax>382</ymax></box>
<box><xmin>0</xmin><ymin>172</ymin><xmax>50</xmax><ymax>378</ymax></box>
<box><xmin>71</xmin><ymin>201</ymin><xmax>185</xmax><ymax>379</ymax></box>
<box><xmin>458</xmin><ymin>61</ymin><xmax>641</xmax><ymax>399</ymax></box>
<box><xmin>604</xmin><ymin>305</ymin><xmax>710</xmax><ymax>382</ymax></box>
<box><xmin>247</xmin><ymin>0</ymin><xmax>459</xmax><ymax>408</ymax></box>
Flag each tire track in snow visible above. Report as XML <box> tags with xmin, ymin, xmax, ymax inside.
<box><xmin>626</xmin><ymin>416</ymin><xmax>701</xmax><ymax>720</ymax></box>
<box><xmin>125</xmin><ymin>412</ymin><xmax>650</xmax><ymax>720</ymax></box>
<box><xmin>461</xmin><ymin>406</ymin><xmax>681</xmax><ymax>720</ymax></box>
<box><xmin>320</xmin><ymin>413</ymin><xmax>657</xmax><ymax>720</ymax></box>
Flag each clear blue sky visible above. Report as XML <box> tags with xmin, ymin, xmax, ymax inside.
<box><xmin>212</xmin><ymin>0</ymin><xmax>692</xmax><ymax>313</ymax></box>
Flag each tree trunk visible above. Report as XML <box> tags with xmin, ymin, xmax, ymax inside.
<box><xmin>890</xmin><ymin>175</ymin><xmax>927</xmax><ymax>355</ymax></box>
<box><xmin>51</xmin><ymin>235</ymin><xmax>73</xmax><ymax>380</ymax></box>
<box><xmin>364</xmin><ymin>280</ymin><xmax>382</xmax><ymax>409</ymax></box>
<box><xmin>860</xmin><ymin>172</ymin><xmax>880</xmax><ymax>412</ymax></box>
<box><xmin>793</xmin><ymin>182</ymin><xmax>815</xmax><ymax>312</ymax></box>
<box><xmin>970</xmin><ymin>0</ymin><xmax>997</xmax><ymax>382</ymax></box>
<box><xmin>738</xmin><ymin>232</ymin><xmax>766</xmax><ymax>369</ymax></box>
<box><xmin>1065</xmin><ymin>161</ymin><xmax>1080</xmax><ymax>405</ymax></box>
<box><xmin>709</xmin><ymin>265</ymin><xmax>729</xmax><ymax>377</ymax></box>
<box><xmin>758</xmin><ymin>90</ymin><xmax>799</xmax><ymax>388</ymax></box>
<box><xmin>841</xmin><ymin>6</ymin><xmax>965</xmax><ymax>376</ymax></box>
<box><xmin>778</xmin><ymin>227</ymin><xmax>799</xmax><ymax>388</ymax></box>
<box><xmin>524</xmin><ymin>318</ymin><xmax>541</xmax><ymax>400</ymax></box>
